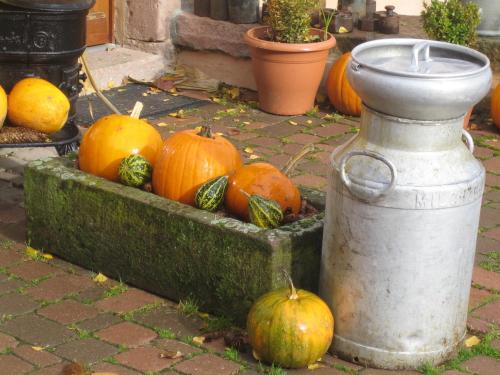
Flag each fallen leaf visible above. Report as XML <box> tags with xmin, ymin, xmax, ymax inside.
<box><xmin>464</xmin><ymin>336</ymin><xmax>481</xmax><ymax>348</ymax></box>
<box><xmin>107</xmin><ymin>81</ymin><xmax>115</xmax><ymax>89</ymax></box>
<box><xmin>31</xmin><ymin>346</ymin><xmax>44</xmax><ymax>351</ymax></box>
<box><xmin>244</xmin><ymin>147</ymin><xmax>254</xmax><ymax>154</ymax></box>
<box><xmin>243</xmin><ymin>121</ymin><xmax>251</xmax><ymax>125</ymax></box>
<box><xmin>42</xmin><ymin>253</ymin><xmax>54</xmax><ymax>261</ymax></box>
<box><xmin>215</xmin><ymin>132</ymin><xmax>224</xmax><ymax>136</ymax></box>
<box><xmin>338</xmin><ymin>26</ymin><xmax>349</xmax><ymax>33</ymax></box>
<box><xmin>212</xmin><ymin>97</ymin><xmax>223</xmax><ymax>104</ymax></box>
<box><xmin>194</xmin><ymin>126</ymin><xmax>203</xmax><ymax>132</ymax></box>
<box><xmin>213</xmin><ymin>117</ymin><xmax>221</xmax><ymax>121</ymax></box>
<box><xmin>252</xmin><ymin>349</ymin><xmax>261</xmax><ymax>361</ymax></box>
<box><xmin>93</xmin><ymin>273</ymin><xmax>108</xmax><ymax>284</ymax></box>
<box><xmin>226</xmin><ymin>86</ymin><xmax>240</xmax><ymax>100</ymax></box>
<box><xmin>249</xmin><ymin>155</ymin><xmax>260</xmax><ymax>160</ymax></box>
<box><xmin>192</xmin><ymin>336</ymin><xmax>205</xmax><ymax>345</ymax></box>
<box><xmin>160</xmin><ymin>350</ymin><xmax>183</xmax><ymax>359</ymax></box>
<box><xmin>25</xmin><ymin>246</ymin><xmax>39</xmax><ymax>258</ymax></box>
<box><xmin>198</xmin><ymin>312</ymin><xmax>210</xmax><ymax>319</ymax></box>
<box><xmin>306</xmin><ymin>120</ymin><xmax>313</xmax><ymax>125</ymax></box>
<box><xmin>142</xmin><ymin>93</ymin><xmax>149</xmax><ymax>97</ymax></box>
<box><xmin>308</xmin><ymin>363</ymin><xmax>325</xmax><ymax>370</ymax></box>
<box><xmin>288</xmin><ymin>120</ymin><xmax>298</xmax><ymax>126</ymax></box>
<box><xmin>157</xmin><ymin>122</ymin><xmax>168</xmax><ymax>127</ymax></box>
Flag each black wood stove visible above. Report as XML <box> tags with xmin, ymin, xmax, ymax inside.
<box><xmin>0</xmin><ymin>0</ymin><xmax>95</xmax><ymax>155</ymax></box>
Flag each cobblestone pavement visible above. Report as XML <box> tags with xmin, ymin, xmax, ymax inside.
<box><xmin>0</xmin><ymin>93</ymin><xmax>498</xmax><ymax>374</ymax></box>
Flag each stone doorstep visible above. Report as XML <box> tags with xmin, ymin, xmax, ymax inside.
<box><xmin>83</xmin><ymin>46</ymin><xmax>168</xmax><ymax>92</ymax></box>
<box><xmin>24</xmin><ymin>157</ymin><xmax>325</xmax><ymax>325</ymax></box>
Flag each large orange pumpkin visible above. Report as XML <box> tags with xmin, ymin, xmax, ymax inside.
<box><xmin>79</xmin><ymin>115</ymin><xmax>163</xmax><ymax>182</ymax></box>
<box><xmin>152</xmin><ymin>126</ymin><xmax>243</xmax><ymax>206</ymax></box>
<box><xmin>0</xmin><ymin>85</ymin><xmax>6</xmax><ymax>129</ymax></box>
<box><xmin>327</xmin><ymin>52</ymin><xmax>362</xmax><ymax>116</ymax></box>
<box><xmin>225</xmin><ymin>163</ymin><xmax>301</xmax><ymax>221</ymax></box>
<box><xmin>8</xmin><ymin>77</ymin><xmax>70</xmax><ymax>134</ymax></box>
<box><xmin>492</xmin><ymin>84</ymin><xmax>500</xmax><ymax>128</ymax></box>
<box><xmin>247</xmin><ymin>274</ymin><xmax>334</xmax><ymax>368</ymax></box>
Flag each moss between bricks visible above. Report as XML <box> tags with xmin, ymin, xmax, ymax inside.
<box><xmin>24</xmin><ymin>157</ymin><xmax>325</xmax><ymax>325</ymax></box>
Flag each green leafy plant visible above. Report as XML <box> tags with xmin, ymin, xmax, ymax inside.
<box><xmin>267</xmin><ymin>0</ymin><xmax>321</xmax><ymax>43</ymax></box>
<box><xmin>421</xmin><ymin>0</ymin><xmax>481</xmax><ymax>47</ymax></box>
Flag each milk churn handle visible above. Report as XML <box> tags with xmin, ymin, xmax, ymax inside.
<box><xmin>462</xmin><ymin>129</ymin><xmax>475</xmax><ymax>154</ymax></box>
<box><xmin>410</xmin><ymin>41</ymin><xmax>431</xmax><ymax>72</ymax></box>
<box><xmin>340</xmin><ymin>150</ymin><xmax>397</xmax><ymax>203</ymax></box>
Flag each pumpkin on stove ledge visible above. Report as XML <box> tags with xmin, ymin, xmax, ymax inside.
<box><xmin>0</xmin><ymin>85</ymin><xmax>6</xmax><ymax>129</ymax></box>
<box><xmin>247</xmin><ymin>272</ymin><xmax>334</xmax><ymax>368</ymax></box>
<box><xmin>79</xmin><ymin>114</ymin><xmax>163</xmax><ymax>182</ymax></box>
<box><xmin>8</xmin><ymin>77</ymin><xmax>70</xmax><ymax>134</ymax></box>
<box><xmin>225</xmin><ymin>162</ymin><xmax>301</xmax><ymax>221</ymax></box>
<box><xmin>153</xmin><ymin>125</ymin><xmax>243</xmax><ymax>206</ymax></box>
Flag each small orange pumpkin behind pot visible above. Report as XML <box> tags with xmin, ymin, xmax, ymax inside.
<box><xmin>225</xmin><ymin>163</ymin><xmax>301</xmax><ymax>221</ymax></box>
<box><xmin>492</xmin><ymin>84</ymin><xmax>500</xmax><ymax>129</ymax></box>
<box><xmin>79</xmin><ymin>114</ymin><xmax>163</xmax><ymax>182</ymax></box>
<box><xmin>153</xmin><ymin>126</ymin><xmax>243</xmax><ymax>206</ymax></box>
<box><xmin>327</xmin><ymin>52</ymin><xmax>362</xmax><ymax>117</ymax></box>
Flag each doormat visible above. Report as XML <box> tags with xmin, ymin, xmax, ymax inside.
<box><xmin>76</xmin><ymin>84</ymin><xmax>207</xmax><ymax>126</ymax></box>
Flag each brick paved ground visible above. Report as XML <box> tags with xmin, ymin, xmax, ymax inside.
<box><xmin>0</xmin><ymin>92</ymin><xmax>499</xmax><ymax>374</ymax></box>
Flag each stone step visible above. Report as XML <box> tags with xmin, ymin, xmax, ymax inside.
<box><xmin>83</xmin><ymin>45</ymin><xmax>167</xmax><ymax>92</ymax></box>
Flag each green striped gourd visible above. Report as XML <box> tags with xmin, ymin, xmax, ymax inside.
<box><xmin>248</xmin><ymin>195</ymin><xmax>284</xmax><ymax>229</ymax></box>
<box><xmin>118</xmin><ymin>154</ymin><xmax>153</xmax><ymax>188</ymax></box>
<box><xmin>195</xmin><ymin>175</ymin><xmax>228</xmax><ymax>212</ymax></box>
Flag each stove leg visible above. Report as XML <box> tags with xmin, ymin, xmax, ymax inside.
<box><xmin>55</xmin><ymin>141</ymin><xmax>79</xmax><ymax>156</ymax></box>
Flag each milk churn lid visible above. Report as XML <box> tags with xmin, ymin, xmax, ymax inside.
<box><xmin>351</xmin><ymin>38</ymin><xmax>489</xmax><ymax>78</ymax></box>
<box><xmin>0</xmin><ymin>0</ymin><xmax>95</xmax><ymax>11</ymax></box>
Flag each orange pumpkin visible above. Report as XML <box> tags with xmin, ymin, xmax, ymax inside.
<box><xmin>463</xmin><ymin>108</ymin><xmax>473</xmax><ymax>129</ymax></box>
<box><xmin>79</xmin><ymin>115</ymin><xmax>163</xmax><ymax>182</ymax></box>
<box><xmin>492</xmin><ymin>84</ymin><xmax>500</xmax><ymax>128</ymax></box>
<box><xmin>225</xmin><ymin>163</ymin><xmax>301</xmax><ymax>221</ymax></box>
<box><xmin>8</xmin><ymin>77</ymin><xmax>70</xmax><ymax>134</ymax></box>
<box><xmin>0</xmin><ymin>85</ymin><xmax>6</xmax><ymax>129</ymax></box>
<box><xmin>327</xmin><ymin>52</ymin><xmax>362</xmax><ymax>116</ymax></box>
<box><xmin>152</xmin><ymin>126</ymin><xmax>243</xmax><ymax>206</ymax></box>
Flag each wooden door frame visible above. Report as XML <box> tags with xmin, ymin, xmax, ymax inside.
<box><xmin>108</xmin><ymin>0</ymin><xmax>114</xmax><ymax>44</ymax></box>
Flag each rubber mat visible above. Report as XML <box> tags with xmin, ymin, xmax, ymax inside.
<box><xmin>76</xmin><ymin>84</ymin><xmax>207</xmax><ymax>126</ymax></box>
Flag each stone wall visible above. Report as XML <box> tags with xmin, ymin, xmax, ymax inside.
<box><xmin>114</xmin><ymin>0</ymin><xmax>184</xmax><ymax>65</ymax></box>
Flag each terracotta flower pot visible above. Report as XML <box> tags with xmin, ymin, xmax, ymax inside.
<box><xmin>244</xmin><ymin>27</ymin><xmax>336</xmax><ymax>115</ymax></box>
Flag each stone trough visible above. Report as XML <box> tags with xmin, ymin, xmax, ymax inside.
<box><xmin>24</xmin><ymin>157</ymin><xmax>325</xmax><ymax>324</ymax></box>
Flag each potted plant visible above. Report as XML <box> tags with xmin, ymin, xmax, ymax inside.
<box><xmin>422</xmin><ymin>0</ymin><xmax>481</xmax><ymax>128</ymax></box>
<box><xmin>422</xmin><ymin>0</ymin><xmax>481</xmax><ymax>47</ymax></box>
<box><xmin>244</xmin><ymin>0</ymin><xmax>336</xmax><ymax>115</ymax></box>
<box><xmin>461</xmin><ymin>1</ymin><xmax>500</xmax><ymax>36</ymax></box>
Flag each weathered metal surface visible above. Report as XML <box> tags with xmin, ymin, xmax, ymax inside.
<box><xmin>320</xmin><ymin>106</ymin><xmax>485</xmax><ymax>369</ymax></box>
<box><xmin>348</xmin><ymin>39</ymin><xmax>491</xmax><ymax>120</ymax></box>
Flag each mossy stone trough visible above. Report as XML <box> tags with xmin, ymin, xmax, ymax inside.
<box><xmin>25</xmin><ymin>157</ymin><xmax>326</xmax><ymax>324</ymax></box>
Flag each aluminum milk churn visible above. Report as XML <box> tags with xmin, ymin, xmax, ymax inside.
<box><xmin>319</xmin><ymin>39</ymin><xmax>492</xmax><ymax>369</ymax></box>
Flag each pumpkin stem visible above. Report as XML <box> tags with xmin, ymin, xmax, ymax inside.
<box><xmin>198</xmin><ymin>125</ymin><xmax>214</xmax><ymax>138</ymax></box>
<box><xmin>282</xmin><ymin>269</ymin><xmax>299</xmax><ymax>300</ymax></box>
<box><xmin>130</xmin><ymin>101</ymin><xmax>144</xmax><ymax>119</ymax></box>
<box><xmin>282</xmin><ymin>144</ymin><xmax>315</xmax><ymax>176</ymax></box>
